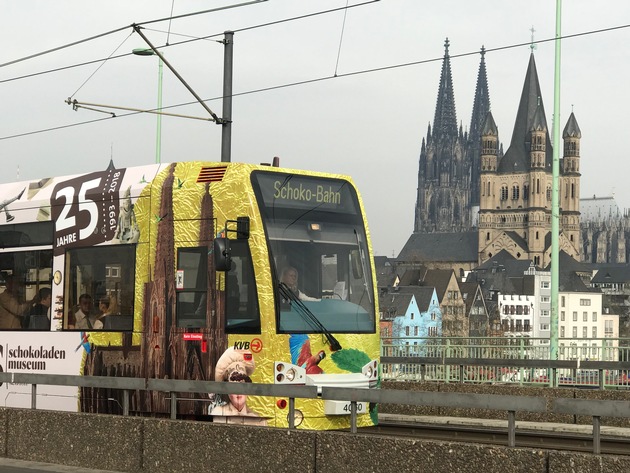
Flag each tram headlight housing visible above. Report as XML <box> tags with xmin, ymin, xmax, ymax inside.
<box><xmin>274</xmin><ymin>362</ymin><xmax>306</xmax><ymax>384</ymax></box>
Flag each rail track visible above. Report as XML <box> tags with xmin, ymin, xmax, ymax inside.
<box><xmin>362</xmin><ymin>417</ymin><xmax>630</xmax><ymax>456</ymax></box>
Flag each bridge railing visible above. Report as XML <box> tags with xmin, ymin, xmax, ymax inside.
<box><xmin>381</xmin><ymin>337</ymin><xmax>630</xmax><ymax>387</ymax></box>
<box><xmin>0</xmin><ymin>371</ymin><xmax>628</xmax><ymax>453</ymax></box>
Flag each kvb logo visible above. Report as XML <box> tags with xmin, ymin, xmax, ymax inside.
<box><xmin>233</xmin><ymin>341</ymin><xmax>250</xmax><ymax>350</ymax></box>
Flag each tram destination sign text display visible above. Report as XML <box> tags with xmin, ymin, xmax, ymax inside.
<box><xmin>252</xmin><ymin>172</ymin><xmax>358</xmax><ymax>215</ymax></box>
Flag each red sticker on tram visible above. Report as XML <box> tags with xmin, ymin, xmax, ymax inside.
<box><xmin>183</xmin><ymin>333</ymin><xmax>203</xmax><ymax>341</ymax></box>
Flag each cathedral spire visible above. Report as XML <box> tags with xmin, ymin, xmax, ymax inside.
<box><xmin>469</xmin><ymin>46</ymin><xmax>491</xmax><ymax>142</ymax></box>
<box><xmin>468</xmin><ymin>45</ymin><xmax>492</xmax><ymax>205</ymax></box>
<box><xmin>432</xmin><ymin>38</ymin><xmax>458</xmax><ymax>138</ymax></box>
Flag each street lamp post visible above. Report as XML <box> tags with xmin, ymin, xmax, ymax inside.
<box><xmin>133</xmin><ymin>48</ymin><xmax>163</xmax><ymax>164</ymax></box>
<box><xmin>221</xmin><ymin>31</ymin><xmax>233</xmax><ymax>163</ymax></box>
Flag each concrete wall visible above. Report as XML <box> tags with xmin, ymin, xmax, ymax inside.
<box><xmin>0</xmin><ymin>407</ymin><xmax>629</xmax><ymax>473</ymax></box>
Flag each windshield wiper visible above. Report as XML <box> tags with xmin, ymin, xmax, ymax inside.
<box><xmin>354</xmin><ymin>229</ymin><xmax>372</xmax><ymax>304</ymax></box>
<box><xmin>278</xmin><ymin>282</ymin><xmax>342</xmax><ymax>351</ymax></box>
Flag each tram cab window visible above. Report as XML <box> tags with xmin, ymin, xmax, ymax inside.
<box><xmin>177</xmin><ymin>242</ymin><xmax>260</xmax><ymax>333</ymax></box>
<box><xmin>224</xmin><ymin>239</ymin><xmax>260</xmax><ymax>334</ymax></box>
<box><xmin>272</xmin><ymin>233</ymin><xmax>375</xmax><ymax>334</ymax></box>
<box><xmin>250</xmin><ymin>171</ymin><xmax>376</xmax><ymax>335</ymax></box>
<box><xmin>64</xmin><ymin>245</ymin><xmax>135</xmax><ymax>331</ymax></box>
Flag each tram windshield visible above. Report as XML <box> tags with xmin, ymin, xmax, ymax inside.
<box><xmin>251</xmin><ymin>171</ymin><xmax>376</xmax><ymax>334</ymax></box>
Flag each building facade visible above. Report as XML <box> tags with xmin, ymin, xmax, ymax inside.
<box><xmin>497</xmin><ymin>266</ymin><xmax>551</xmax><ymax>350</ymax></box>
<box><xmin>558</xmin><ymin>291</ymin><xmax>619</xmax><ymax>362</ymax></box>
<box><xmin>580</xmin><ymin>196</ymin><xmax>628</xmax><ymax>264</ymax></box>
<box><xmin>379</xmin><ymin>286</ymin><xmax>442</xmax><ymax>354</ymax></box>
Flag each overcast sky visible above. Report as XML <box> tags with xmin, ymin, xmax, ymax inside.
<box><xmin>2</xmin><ymin>1</ymin><xmax>629</xmax><ymax>257</ymax></box>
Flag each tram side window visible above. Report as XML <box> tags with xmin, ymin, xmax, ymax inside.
<box><xmin>64</xmin><ymin>245</ymin><xmax>135</xmax><ymax>331</ymax></box>
<box><xmin>0</xmin><ymin>249</ymin><xmax>52</xmax><ymax>331</ymax></box>
<box><xmin>176</xmin><ymin>247</ymin><xmax>208</xmax><ymax>329</ymax></box>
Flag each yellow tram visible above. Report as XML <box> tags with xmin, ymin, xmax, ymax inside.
<box><xmin>0</xmin><ymin>160</ymin><xmax>379</xmax><ymax>430</ymax></box>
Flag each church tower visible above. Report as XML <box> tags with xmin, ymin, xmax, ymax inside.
<box><xmin>479</xmin><ymin>111</ymin><xmax>498</xmax><ymax>247</ymax></box>
<box><xmin>561</xmin><ymin>112</ymin><xmax>582</xmax><ymax>252</ymax></box>
<box><xmin>477</xmin><ymin>53</ymin><xmax>582</xmax><ymax>266</ymax></box>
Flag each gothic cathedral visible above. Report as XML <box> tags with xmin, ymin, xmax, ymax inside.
<box><xmin>414</xmin><ymin>39</ymin><xmax>582</xmax><ymax>267</ymax></box>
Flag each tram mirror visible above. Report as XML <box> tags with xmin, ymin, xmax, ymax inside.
<box><xmin>214</xmin><ymin>237</ymin><xmax>232</xmax><ymax>272</ymax></box>
<box><xmin>236</xmin><ymin>216</ymin><xmax>250</xmax><ymax>240</ymax></box>
<box><xmin>350</xmin><ymin>249</ymin><xmax>363</xmax><ymax>279</ymax></box>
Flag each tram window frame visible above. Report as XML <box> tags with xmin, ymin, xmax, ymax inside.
<box><xmin>0</xmin><ymin>248</ymin><xmax>53</xmax><ymax>331</ymax></box>
<box><xmin>64</xmin><ymin>244</ymin><xmax>136</xmax><ymax>331</ymax></box>
<box><xmin>0</xmin><ymin>221</ymin><xmax>54</xmax><ymax>248</ymax></box>
<box><xmin>0</xmin><ymin>221</ymin><xmax>54</xmax><ymax>331</ymax></box>
<box><xmin>224</xmin><ymin>239</ymin><xmax>260</xmax><ymax>334</ymax></box>
<box><xmin>176</xmin><ymin>247</ymin><xmax>208</xmax><ymax>329</ymax></box>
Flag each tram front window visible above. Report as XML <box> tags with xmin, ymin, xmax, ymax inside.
<box><xmin>272</xmin><ymin>228</ymin><xmax>374</xmax><ymax>334</ymax></box>
<box><xmin>250</xmin><ymin>170</ymin><xmax>375</xmax><ymax>335</ymax></box>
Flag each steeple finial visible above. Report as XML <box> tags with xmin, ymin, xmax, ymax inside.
<box><xmin>432</xmin><ymin>38</ymin><xmax>458</xmax><ymax>138</ymax></box>
<box><xmin>480</xmin><ymin>45</ymin><xmax>486</xmax><ymax>58</ymax></box>
<box><xmin>529</xmin><ymin>26</ymin><xmax>537</xmax><ymax>52</ymax></box>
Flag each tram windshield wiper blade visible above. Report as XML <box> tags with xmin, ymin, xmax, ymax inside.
<box><xmin>354</xmin><ymin>229</ymin><xmax>372</xmax><ymax>304</ymax></box>
<box><xmin>278</xmin><ymin>282</ymin><xmax>342</xmax><ymax>351</ymax></box>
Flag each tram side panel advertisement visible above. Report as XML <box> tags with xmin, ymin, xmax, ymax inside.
<box><xmin>0</xmin><ymin>163</ymin><xmax>152</xmax><ymax>411</ymax></box>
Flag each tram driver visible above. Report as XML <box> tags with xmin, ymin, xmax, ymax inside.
<box><xmin>280</xmin><ymin>266</ymin><xmax>319</xmax><ymax>302</ymax></box>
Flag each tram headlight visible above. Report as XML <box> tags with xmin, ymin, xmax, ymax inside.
<box><xmin>362</xmin><ymin>359</ymin><xmax>379</xmax><ymax>385</ymax></box>
<box><xmin>286</xmin><ymin>368</ymin><xmax>297</xmax><ymax>382</ymax></box>
<box><xmin>274</xmin><ymin>362</ymin><xmax>306</xmax><ymax>384</ymax></box>
<box><xmin>288</xmin><ymin>409</ymin><xmax>304</xmax><ymax>427</ymax></box>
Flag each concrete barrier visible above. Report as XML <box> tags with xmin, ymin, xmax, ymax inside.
<box><xmin>0</xmin><ymin>407</ymin><xmax>629</xmax><ymax>472</ymax></box>
<box><xmin>381</xmin><ymin>381</ymin><xmax>630</xmax><ymax>425</ymax></box>
<box><xmin>3</xmin><ymin>408</ymin><xmax>142</xmax><ymax>472</ymax></box>
<box><xmin>143</xmin><ymin>419</ymin><xmax>317</xmax><ymax>473</ymax></box>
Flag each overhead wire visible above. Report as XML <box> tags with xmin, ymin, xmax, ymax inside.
<box><xmin>69</xmin><ymin>31</ymin><xmax>135</xmax><ymax>99</ymax></box>
<box><xmin>0</xmin><ymin>25</ymin><xmax>132</xmax><ymax>69</ymax></box>
<box><xmin>0</xmin><ymin>12</ymin><xmax>629</xmax><ymax>142</ymax></box>
<box><xmin>137</xmin><ymin>0</ymin><xmax>269</xmax><ymax>28</ymax></box>
<box><xmin>0</xmin><ymin>0</ymin><xmax>268</xmax><ymax>70</ymax></box>
<box><xmin>0</xmin><ymin>0</ymin><xmax>379</xmax><ymax>85</ymax></box>
<box><xmin>0</xmin><ymin>115</ymin><xmax>120</xmax><ymax>141</ymax></box>
<box><xmin>166</xmin><ymin>0</ymin><xmax>176</xmax><ymax>45</ymax></box>
<box><xmin>334</xmin><ymin>0</ymin><xmax>351</xmax><ymax>77</ymax></box>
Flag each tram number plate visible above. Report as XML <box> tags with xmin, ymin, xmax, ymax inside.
<box><xmin>324</xmin><ymin>400</ymin><xmax>367</xmax><ymax>415</ymax></box>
